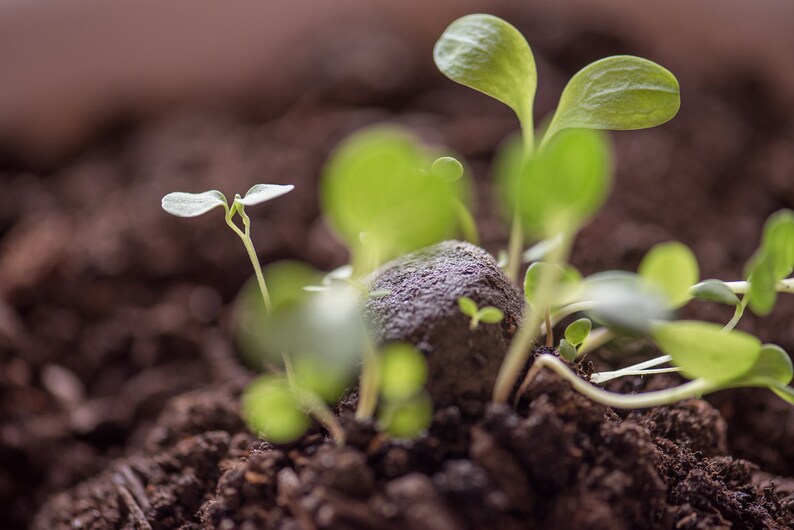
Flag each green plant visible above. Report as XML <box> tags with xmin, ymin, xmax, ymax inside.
<box><xmin>434</xmin><ymin>13</ymin><xmax>794</xmax><ymax>407</ymax></box>
<box><xmin>458</xmin><ymin>296</ymin><xmax>505</xmax><ymax>329</ymax></box>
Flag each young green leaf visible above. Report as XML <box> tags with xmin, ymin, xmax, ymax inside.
<box><xmin>545</xmin><ymin>55</ymin><xmax>680</xmax><ymax>141</ymax></box>
<box><xmin>457</xmin><ymin>296</ymin><xmax>478</xmax><ymax>318</ymax></box>
<box><xmin>525</xmin><ymin>261</ymin><xmax>581</xmax><ymax>308</ymax></box>
<box><xmin>431</xmin><ymin>157</ymin><xmax>464</xmax><ymax>182</ymax></box>
<box><xmin>746</xmin><ymin>210</ymin><xmax>794</xmax><ymax>315</ymax></box>
<box><xmin>522</xmin><ymin>234</ymin><xmax>564</xmax><ymax>263</ymax></box>
<box><xmin>380</xmin><ymin>343</ymin><xmax>428</xmax><ymax>401</ymax></box>
<box><xmin>161</xmin><ymin>190</ymin><xmax>227</xmax><ymax>218</ymax></box>
<box><xmin>558</xmin><ymin>339</ymin><xmax>578</xmax><ymax>362</ymax></box>
<box><xmin>638</xmin><ymin>241</ymin><xmax>699</xmax><ymax>307</ymax></box>
<box><xmin>690</xmin><ymin>279</ymin><xmax>740</xmax><ymax>305</ymax></box>
<box><xmin>321</xmin><ymin>125</ymin><xmax>465</xmax><ymax>268</ymax></box>
<box><xmin>477</xmin><ymin>306</ymin><xmax>505</xmax><ymax>324</ymax></box>
<box><xmin>379</xmin><ymin>392</ymin><xmax>433</xmax><ymax>438</ymax></box>
<box><xmin>242</xmin><ymin>375</ymin><xmax>309</xmax><ymax>444</ymax></box>
<box><xmin>565</xmin><ymin>318</ymin><xmax>592</xmax><ymax>346</ymax></box>
<box><xmin>731</xmin><ymin>344</ymin><xmax>793</xmax><ymax>388</ymax></box>
<box><xmin>434</xmin><ymin>14</ymin><xmax>537</xmax><ymax>139</ymax></box>
<box><xmin>584</xmin><ymin>272</ymin><xmax>671</xmax><ymax>335</ymax></box>
<box><xmin>235</xmin><ymin>184</ymin><xmax>294</xmax><ymax>207</ymax></box>
<box><xmin>651</xmin><ymin>321</ymin><xmax>761</xmax><ymax>384</ymax></box>
<box><xmin>517</xmin><ymin>128</ymin><xmax>612</xmax><ymax>237</ymax></box>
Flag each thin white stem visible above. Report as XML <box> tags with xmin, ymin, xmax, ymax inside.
<box><xmin>722</xmin><ymin>296</ymin><xmax>748</xmax><ymax>332</ymax></box>
<box><xmin>721</xmin><ymin>278</ymin><xmax>794</xmax><ymax>294</ymax></box>
<box><xmin>591</xmin><ymin>366</ymin><xmax>681</xmax><ymax>384</ymax></box>
<box><xmin>230</xmin><ymin>208</ymin><xmax>272</xmax><ymax>313</ymax></box>
<box><xmin>355</xmin><ymin>335</ymin><xmax>380</xmax><ymax>421</ymax></box>
<box><xmin>520</xmin><ymin>354</ymin><xmax>713</xmax><ymax>409</ymax></box>
<box><xmin>590</xmin><ymin>354</ymin><xmax>673</xmax><ymax>384</ymax></box>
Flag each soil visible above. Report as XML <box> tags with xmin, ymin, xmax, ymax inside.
<box><xmin>2</xmin><ymin>6</ymin><xmax>794</xmax><ymax>530</ymax></box>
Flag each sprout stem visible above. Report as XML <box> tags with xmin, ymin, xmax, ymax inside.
<box><xmin>355</xmin><ymin>336</ymin><xmax>381</xmax><ymax>420</ymax></box>
<box><xmin>519</xmin><ymin>354</ymin><xmax>713</xmax><ymax>409</ymax></box>
<box><xmin>722</xmin><ymin>296</ymin><xmax>749</xmax><ymax>332</ymax></box>
<box><xmin>283</xmin><ymin>353</ymin><xmax>346</xmax><ymax>445</ymax></box>
<box><xmin>226</xmin><ymin>208</ymin><xmax>272</xmax><ymax>313</ymax></box>
<box><xmin>723</xmin><ymin>278</ymin><xmax>794</xmax><ymax>294</ymax></box>
<box><xmin>494</xmin><ymin>230</ymin><xmax>573</xmax><ymax>402</ymax></box>
<box><xmin>505</xmin><ymin>217</ymin><xmax>523</xmax><ymax>283</ymax></box>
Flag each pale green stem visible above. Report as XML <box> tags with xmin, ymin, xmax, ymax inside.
<box><xmin>519</xmin><ymin>354</ymin><xmax>713</xmax><ymax>409</ymax></box>
<box><xmin>355</xmin><ymin>336</ymin><xmax>380</xmax><ymax>420</ymax></box>
<box><xmin>723</xmin><ymin>296</ymin><xmax>749</xmax><ymax>332</ymax></box>
<box><xmin>505</xmin><ymin>217</ymin><xmax>523</xmax><ymax>283</ymax></box>
<box><xmin>722</xmin><ymin>278</ymin><xmax>794</xmax><ymax>294</ymax></box>
<box><xmin>283</xmin><ymin>353</ymin><xmax>346</xmax><ymax>445</ymax></box>
<box><xmin>494</xmin><ymin>230</ymin><xmax>572</xmax><ymax>402</ymax></box>
<box><xmin>228</xmin><ymin>207</ymin><xmax>272</xmax><ymax>313</ymax></box>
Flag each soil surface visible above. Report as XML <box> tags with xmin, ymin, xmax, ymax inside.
<box><xmin>2</xmin><ymin>6</ymin><xmax>794</xmax><ymax>530</ymax></box>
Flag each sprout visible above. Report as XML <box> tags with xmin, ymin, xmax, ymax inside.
<box><xmin>457</xmin><ymin>296</ymin><xmax>505</xmax><ymax>330</ymax></box>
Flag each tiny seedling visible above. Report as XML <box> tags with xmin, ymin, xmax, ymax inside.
<box><xmin>458</xmin><ymin>296</ymin><xmax>505</xmax><ymax>329</ymax></box>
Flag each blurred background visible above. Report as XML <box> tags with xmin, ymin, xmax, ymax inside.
<box><xmin>1</xmin><ymin>1</ymin><xmax>793</xmax><ymax>528</ymax></box>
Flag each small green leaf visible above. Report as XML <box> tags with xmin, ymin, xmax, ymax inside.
<box><xmin>161</xmin><ymin>190</ymin><xmax>227</xmax><ymax>218</ymax></box>
<box><xmin>517</xmin><ymin>128</ymin><xmax>612</xmax><ymax>237</ymax></box>
<box><xmin>690</xmin><ymin>279</ymin><xmax>740</xmax><ymax>305</ymax></box>
<box><xmin>235</xmin><ymin>184</ymin><xmax>294</xmax><ymax>207</ymax></box>
<box><xmin>565</xmin><ymin>318</ymin><xmax>592</xmax><ymax>346</ymax></box>
<box><xmin>525</xmin><ymin>261</ymin><xmax>581</xmax><ymax>308</ymax></box>
<box><xmin>584</xmin><ymin>272</ymin><xmax>670</xmax><ymax>335</ymax></box>
<box><xmin>545</xmin><ymin>55</ymin><xmax>680</xmax><ymax>141</ymax></box>
<box><xmin>746</xmin><ymin>210</ymin><xmax>794</xmax><ymax>316</ymax></box>
<box><xmin>457</xmin><ymin>296</ymin><xmax>478</xmax><ymax>317</ymax></box>
<box><xmin>242</xmin><ymin>375</ymin><xmax>309</xmax><ymax>444</ymax></box>
<box><xmin>380</xmin><ymin>343</ymin><xmax>428</xmax><ymax>401</ymax></box>
<box><xmin>733</xmin><ymin>344</ymin><xmax>793</xmax><ymax>387</ymax></box>
<box><xmin>638</xmin><ymin>241</ymin><xmax>699</xmax><ymax>307</ymax></box>
<box><xmin>379</xmin><ymin>392</ymin><xmax>433</xmax><ymax>439</ymax></box>
<box><xmin>558</xmin><ymin>339</ymin><xmax>578</xmax><ymax>362</ymax></box>
<box><xmin>477</xmin><ymin>307</ymin><xmax>505</xmax><ymax>324</ymax></box>
<box><xmin>321</xmin><ymin>126</ymin><xmax>465</xmax><ymax>268</ymax></box>
<box><xmin>431</xmin><ymin>157</ymin><xmax>464</xmax><ymax>182</ymax></box>
<box><xmin>522</xmin><ymin>234</ymin><xmax>563</xmax><ymax>263</ymax></box>
<box><xmin>651</xmin><ymin>321</ymin><xmax>761</xmax><ymax>384</ymax></box>
<box><xmin>434</xmin><ymin>14</ymin><xmax>537</xmax><ymax>136</ymax></box>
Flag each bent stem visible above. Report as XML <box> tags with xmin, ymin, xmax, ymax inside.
<box><xmin>590</xmin><ymin>354</ymin><xmax>673</xmax><ymax>384</ymax></box>
<box><xmin>226</xmin><ymin>205</ymin><xmax>272</xmax><ymax>313</ymax></box>
<box><xmin>494</xmin><ymin>230</ymin><xmax>572</xmax><ymax>402</ymax></box>
<box><xmin>519</xmin><ymin>354</ymin><xmax>713</xmax><ymax>409</ymax></box>
<box><xmin>283</xmin><ymin>354</ymin><xmax>346</xmax><ymax>445</ymax></box>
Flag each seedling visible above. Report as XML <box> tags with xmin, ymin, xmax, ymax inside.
<box><xmin>434</xmin><ymin>14</ymin><xmax>794</xmax><ymax>407</ymax></box>
<box><xmin>458</xmin><ymin>296</ymin><xmax>505</xmax><ymax>329</ymax></box>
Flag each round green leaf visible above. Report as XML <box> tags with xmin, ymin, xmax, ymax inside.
<box><xmin>690</xmin><ymin>279</ymin><xmax>740</xmax><ymax>306</ymax></box>
<box><xmin>734</xmin><ymin>344</ymin><xmax>793</xmax><ymax>387</ymax></box>
<box><xmin>638</xmin><ymin>241</ymin><xmax>699</xmax><ymax>308</ymax></box>
<box><xmin>517</xmin><ymin>128</ymin><xmax>612</xmax><ymax>237</ymax></box>
<box><xmin>321</xmin><ymin>126</ymin><xmax>465</xmax><ymax>267</ymax></box>
<box><xmin>747</xmin><ymin>210</ymin><xmax>794</xmax><ymax>316</ymax></box>
<box><xmin>379</xmin><ymin>392</ymin><xmax>433</xmax><ymax>439</ymax></box>
<box><xmin>546</xmin><ymin>55</ymin><xmax>680</xmax><ymax>140</ymax></box>
<box><xmin>457</xmin><ymin>296</ymin><xmax>478</xmax><ymax>317</ymax></box>
<box><xmin>651</xmin><ymin>321</ymin><xmax>761</xmax><ymax>384</ymax></box>
<box><xmin>242</xmin><ymin>375</ymin><xmax>309</xmax><ymax>444</ymax></box>
<box><xmin>235</xmin><ymin>184</ymin><xmax>294</xmax><ymax>207</ymax></box>
<box><xmin>564</xmin><ymin>318</ymin><xmax>592</xmax><ymax>346</ymax></box>
<box><xmin>431</xmin><ymin>157</ymin><xmax>464</xmax><ymax>182</ymax></box>
<box><xmin>434</xmin><ymin>14</ymin><xmax>537</xmax><ymax>135</ymax></box>
<box><xmin>161</xmin><ymin>190</ymin><xmax>227</xmax><ymax>218</ymax></box>
<box><xmin>477</xmin><ymin>307</ymin><xmax>505</xmax><ymax>324</ymax></box>
<box><xmin>380</xmin><ymin>343</ymin><xmax>428</xmax><ymax>401</ymax></box>
<box><xmin>558</xmin><ymin>339</ymin><xmax>578</xmax><ymax>362</ymax></box>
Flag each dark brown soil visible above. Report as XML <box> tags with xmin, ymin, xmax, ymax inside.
<box><xmin>2</xmin><ymin>5</ymin><xmax>794</xmax><ymax>530</ymax></box>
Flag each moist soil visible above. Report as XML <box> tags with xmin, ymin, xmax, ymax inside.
<box><xmin>2</xmin><ymin>8</ymin><xmax>794</xmax><ymax>530</ymax></box>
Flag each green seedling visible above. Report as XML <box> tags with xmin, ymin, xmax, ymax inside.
<box><xmin>434</xmin><ymin>14</ymin><xmax>794</xmax><ymax>408</ymax></box>
<box><xmin>377</xmin><ymin>343</ymin><xmax>433</xmax><ymax>438</ymax></box>
<box><xmin>457</xmin><ymin>296</ymin><xmax>505</xmax><ymax>329</ymax></box>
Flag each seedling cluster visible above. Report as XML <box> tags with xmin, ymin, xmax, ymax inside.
<box><xmin>162</xmin><ymin>13</ymin><xmax>793</xmax><ymax>445</ymax></box>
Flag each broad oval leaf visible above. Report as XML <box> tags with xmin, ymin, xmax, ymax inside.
<box><xmin>690</xmin><ymin>279</ymin><xmax>740</xmax><ymax>306</ymax></box>
<box><xmin>321</xmin><ymin>125</ymin><xmax>466</xmax><ymax>269</ymax></box>
<box><xmin>378</xmin><ymin>392</ymin><xmax>433</xmax><ymax>439</ymax></box>
<box><xmin>477</xmin><ymin>306</ymin><xmax>505</xmax><ymax>324</ymax></box>
<box><xmin>457</xmin><ymin>296</ymin><xmax>478</xmax><ymax>317</ymax></box>
<box><xmin>434</xmin><ymin>14</ymin><xmax>537</xmax><ymax>135</ymax></box>
<box><xmin>639</xmin><ymin>241</ymin><xmax>699</xmax><ymax>308</ymax></box>
<box><xmin>546</xmin><ymin>55</ymin><xmax>680</xmax><ymax>140</ymax></box>
<box><xmin>242</xmin><ymin>375</ymin><xmax>309</xmax><ymax>444</ymax></box>
<box><xmin>517</xmin><ymin>128</ymin><xmax>612</xmax><ymax>237</ymax></box>
<box><xmin>651</xmin><ymin>321</ymin><xmax>761</xmax><ymax>384</ymax></box>
<box><xmin>161</xmin><ymin>190</ymin><xmax>227</xmax><ymax>218</ymax></box>
<box><xmin>380</xmin><ymin>343</ymin><xmax>428</xmax><ymax>401</ymax></box>
<box><xmin>747</xmin><ymin>210</ymin><xmax>794</xmax><ymax>316</ymax></box>
<box><xmin>558</xmin><ymin>339</ymin><xmax>578</xmax><ymax>362</ymax></box>
<box><xmin>732</xmin><ymin>344</ymin><xmax>793</xmax><ymax>387</ymax></box>
<box><xmin>236</xmin><ymin>184</ymin><xmax>294</xmax><ymax>207</ymax></box>
<box><xmin>584</xmin><ymin>271</ymin><xmax>670</xmax><ymax>335</ymax></box>
<box><xmin>565</xmin><ymin>318</ymin><xmax>592</xmax><ymax>346</ymax></box>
